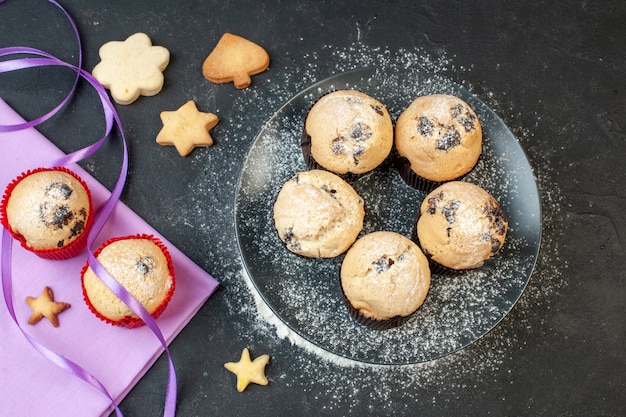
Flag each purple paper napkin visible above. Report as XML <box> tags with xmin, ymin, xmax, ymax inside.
<box><xmin>0</xmin><ymin>98</ymin><xmax>219</xmax><ymax>416</ymax></box>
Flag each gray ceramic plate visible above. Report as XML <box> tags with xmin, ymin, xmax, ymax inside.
<box><xmin>235</xmin><ymin>67</ymin><xmax>541</xmax><ymax>365</ymax></box>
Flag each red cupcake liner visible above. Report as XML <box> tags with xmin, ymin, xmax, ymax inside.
<box><xmin>1</xmin><ymin>167</ymin><xmax>94</xmax><ymax>260</ymax></box>
<box><xmin>81</xmin><ymin>234</ymin><xmax>176</xmax><ymax>329</ymax></box>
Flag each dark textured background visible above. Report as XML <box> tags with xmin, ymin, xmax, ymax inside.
<box><xmin>1</xmin><ymin>0</ymin><xmax>624</xmax><ymax>416</ymax></box>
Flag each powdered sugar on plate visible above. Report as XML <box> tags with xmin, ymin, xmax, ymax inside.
<box><xmin>235</xmin><ymin>56</ymin><xmax>541</xmax><ymax>367</ymax></box>
<box><xmin>185</xmin><ymin>43</ymin><xmax>564</xmax><ymax>407</ymax></box>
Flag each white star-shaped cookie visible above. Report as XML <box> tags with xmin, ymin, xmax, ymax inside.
<box><xmin>156</xmin><ymin>100</ymin><xmax>219</xmax><ymax>156</ymax></box>
<box><xmin>224</xmin><ymin>348</ymin><xmax>270</xmax><ymax>392</ymax></box>
<box><xmin>92</xmin><ymin>32</ymin><xmax>170</xmax><ymax>105</ymax></box>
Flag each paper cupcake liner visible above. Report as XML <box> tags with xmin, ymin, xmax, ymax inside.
<box><xmin>342</xmin><ymin>295</ymin><xmax>414</xmax><ymax>330</ymax></box>
<box><xmin>81</xmin><ymin>234</ymin><xmax>176</xmax><ymax>329</ymax></box>
<box><xmin>424</xmin><ymin>258</ymin><xmax>467</xmax><ymax>276</ymax></box>
<box><xmin>394</xmin><ymin>153</ymin><xmax>443</xmax><ymax>193</ymax></box>
<box><xmin>1</xmin><ymin>167</ymin><xmax>94</xmax><ymax>260</ymax></box>
<box><xmin>339</xmin><ymin>275</ymin><xmax>414</xmax><ymax>330</ymax></box>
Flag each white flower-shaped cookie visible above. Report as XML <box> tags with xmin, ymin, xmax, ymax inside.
<box><xmin>92</xmin><ymin>32</ymin><xmax>170</xmax><ymax>105</ymax></box>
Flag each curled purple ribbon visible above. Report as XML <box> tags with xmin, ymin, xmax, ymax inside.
<box><xmin>0</xmin><ymin>0</ymin><xmax>81</xmax><ymax>133</ymax></box>
<box><xmin>0</xmin><ymin>1</ymin><xmax>177</xmax><ymax>416</ymax></box>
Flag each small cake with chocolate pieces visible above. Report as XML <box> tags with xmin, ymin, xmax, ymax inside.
<box><xmin>273</xmin><ymin>169</ymin><xmax>364</xmax><ymax>258</ymax></box>
<box><xmin>81</xmin><ymin>234</ymin><xmax>176</xmax><ymax>328</ymax></box>
<box><xmin>1</xmin><ymin>167</ymin><xmax>93</xmax><ymax>260</ymax></box>
<box><xmin>302</xmin><ymin>90</ymin><xmax>394</xmax><ymax>176</ymax></box>
<box><xmin>395</xmin><ymin>94</ymin><xmax>482</xmax><ymax>191</ymax></box>
<box><xmin>340</xmin><ymin>231</ymin><xmax>431</xmax><ymax>330</ymax></box>
<box><xmin>414</xmin><ymin>181</ymin><xmax>508</xmax><ymax>274</ymax></box>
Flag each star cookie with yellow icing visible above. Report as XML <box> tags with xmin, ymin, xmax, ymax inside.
<box><xmin>156</xmin><ymin>100</ymin><xmax>219</xmax><ymax>156</ymax></box>
<box><xmin>92</xmin><ymin>32</ymin><xmax>170</xmax><ymax>105</ymax></box>
<box><xmin>224</xmin><ymin>348</ymin><xmax>270</xmax><ymax>392</ymax></box>
<box><xmin>25</xmin><ymin>286</ymin><xmax>71</xmax><ymax>327</ymax></box>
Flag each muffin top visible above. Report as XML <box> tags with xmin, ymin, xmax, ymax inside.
<box><xmin>304</xmin><ymin>90</ymin><xmax>393</xmax><ymax>175</ymax></box>
<box><xmin>395</xmin><ymin>94</ymin><xmax>482</xmax><ymax>182</ymax></box>
<box><xmin>416</xmin><ymin>181</ymin><xmax>508</xmax><ymax>270</ymax></box>
<box><xmin>273</xmin><ymin>169</ymin><xmax>364</xmax><ymax>258</ymax></box>
<box><xmin>4</xmin><ymin>169</ymin><xmax>91</xmax><ymax>250</ymax></box>
<box><xmin>340</xmin><ymin>231</ymin><xmax>431</xmax><ymax>320</ymax></box>
<box><xmin>82</xmin><ymin>237</ymin><xmax>174</xmax><ymax>321</ymax></box>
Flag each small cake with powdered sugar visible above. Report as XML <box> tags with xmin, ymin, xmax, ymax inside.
<box><xmin>395</xmin><ymin>94</ymin><xmax>482</xmax><ymax>191</ymax></box>
<box><xmin>273</xmin><ymin>169</ymin><xmax>364</xmax><ymax>258</ymax></box>
<box><xmin>302</xmin><ymin>90</ymin><xmax>393</xmax><ymax>176</ymax></box>
<box><xmin>340</xmin><ymin>231</ymin><xmax>431</xmax><ymax>330</ymax></box>
<box><xmin>1</xmin><ymin>167</ymin><xmax>93</xmax><ymax>260</ymax></box>
<box><xmin>81</xmin><ymin>234</ymin><xmax>176</xmax><ymax>328</ymax></box>
<box><xmin>414</xmin><ymin>181</ymin><xmax>508</xmax><ymax>274</ymax></box>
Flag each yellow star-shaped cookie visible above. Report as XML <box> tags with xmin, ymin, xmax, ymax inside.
<box><xmin>224</xmin><ymin>348</ymin><xmax>270</xmax><ymax>392</ymax></box>
<box><xmin>156</xmin><ymin>100</ymin><xmax>219</xmax><ymax>157</ymax></box>
<box><xmin>25</xmin><ymin>286</ymin><xmax>70</xmax><ymax>327</ymax></box>
<box><xmin>92</xmin><ymin>32</ymin><xmax>170</xmax><ymax>105</ymax></box>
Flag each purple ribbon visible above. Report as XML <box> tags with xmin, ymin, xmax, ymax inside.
<box><xmin>0</xmin><ymin>1</ymin><xmax>177</xmax><ymax>416</ymax></box>
<box><xmin>0</xmin><ymin>0</ymin><xmax>81</xmax><ymax>133</ymax></box>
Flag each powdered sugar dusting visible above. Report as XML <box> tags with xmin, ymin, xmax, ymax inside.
<box><xmin>235</xmin><ymin>56</ymin><xmax>541</xmax><ymax>365</ymax></box>
<box><xmin>181</xmin><ymin>43</ymin><xmax>564</xmax><ymax>408</ymax></box>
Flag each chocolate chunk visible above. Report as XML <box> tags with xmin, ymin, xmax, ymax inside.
<box><xmin>450</xmin><ymin>103</ymin><xmax>463</xmax><ymax>118</ymax></box>
<box><xmin>45</xmin><ymin>182</ymin><xmax>73</xmax><ymax>200</ymax></box>
<box><xmin>494</xmin><ymin>217</ymin><xmax>507</xmax><ymax>235</ymax></box>
<box><xmin>321</xmin><ymin>184</ymin><xmax>338</xmax><ymax>198</ymax></box>
<box><xmin>373</xmin><ymin>256</ymin><xmax>394</xmax><ymax>273</ymax></box>
<box><xmin>350</xmin><ymin>123</ymin><xmax>373</xmax><ymax>142</ymax></box>
<box><xmin>459</xmin><ymin>113</ymin><xmax>476</xmax><ymax>132</ymax></box>
<box><xmin>426</xmin><ymin>196</ymin><xmax>438</xmax><ymax>215</ymax></box>
<box><xmin>370</xmin><ymin>104</ymin><xmax>384</xmax><ymax>116</ymax></box>
<box><xmin>39</xmin><ymin>202</ymin><xmax>74</xmax><ymax>230</ymax></box>
<box><xmin>352</xmin><ymin>145</ymin><xmax>365</xmax><ymax>165</ymax></box>
<box><xmin>418</xmin><ymin>117</ymin><xmax>433</xmax><ymax>137</ymax></box>
<box><xmin>484</xmin><ymin>200</ymin><xmax>507</xmax><ymax>235</ymax></box>
<box><xmin>283</xmin><ymin>228</ymin><xmax>301</xmax><ymax>251</ymax></box>
<box><xmin>426</xmin><ymin>191</ymin><xmax>445</xmax><ymax>215</ymax></box>
<box><xmin>136</xmin><ymin>256</ymin><xmax>155</xmax><ymax>274</ymax></box>
<box><xmin>331</xmin><ymin>136</ymin><xmax>346</xmax><ymax>155</ymax></box>
<box><xmin>442</xmin><ymin>200</ymin><xmax>461</xmax><ymax>224</ymax></box>
<box><xmin>437</xmin><ymin>127</ymin><xmax>461</xmax><ymax>151</ymax></box>
<box><xmin>70</xmin><ymin>220</ymin><xmax>85</xmax><ymax>238</ymax></box>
